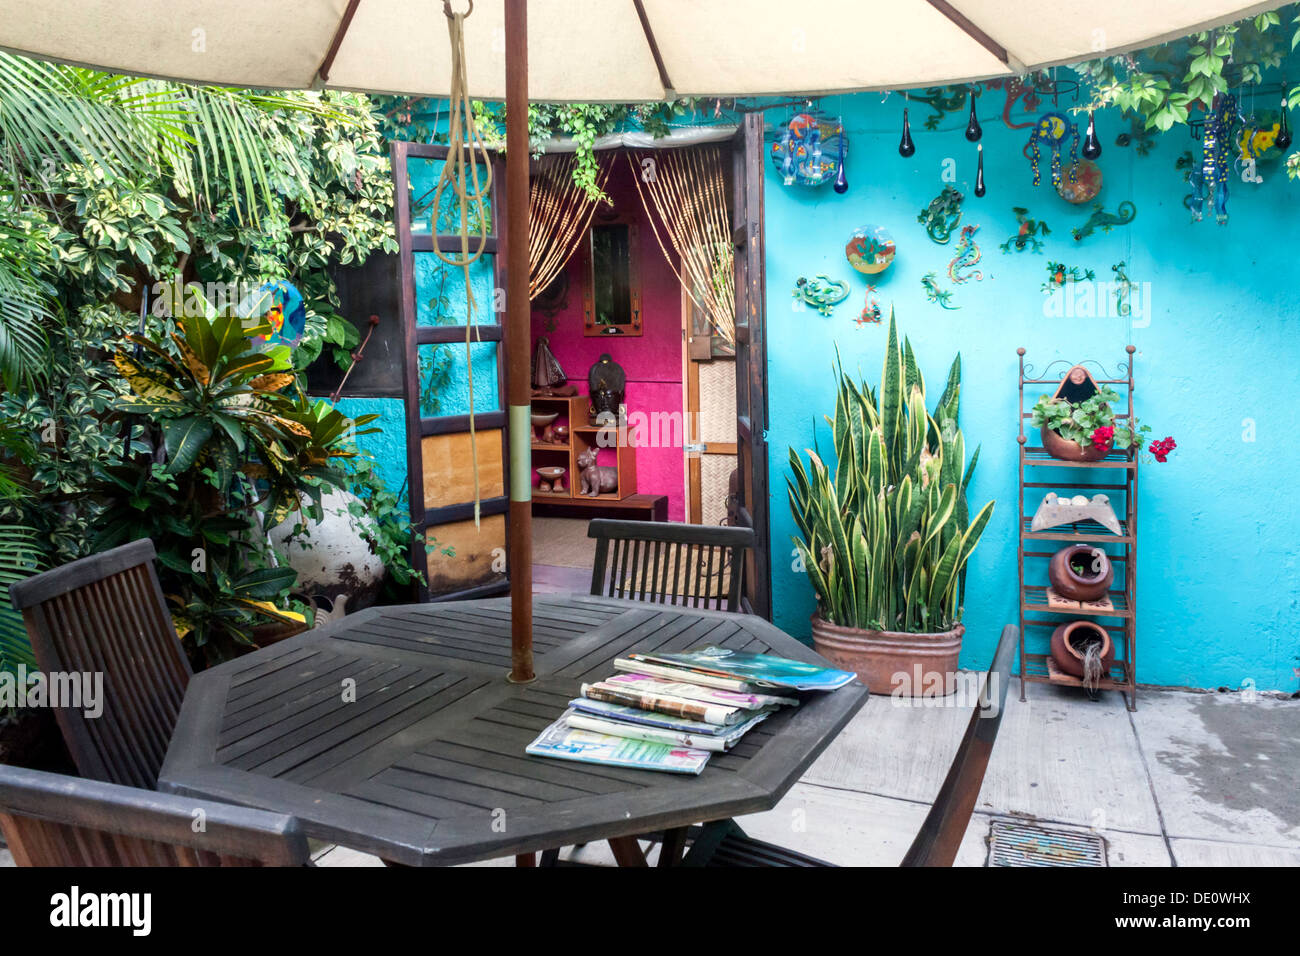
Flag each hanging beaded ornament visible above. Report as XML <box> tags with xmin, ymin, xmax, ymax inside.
<box><xmin>1185</xmin><ymin>93</ymin><xmax>1238</xmax><ymax>224</ymax></box>
<box><xmin>1026</xmin><ymin>112</ymin><xmax>1079</xmax><ymax>189</ymax></box>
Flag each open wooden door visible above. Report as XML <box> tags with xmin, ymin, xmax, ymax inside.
<box><xmin>391</xmin><ymin>141</ymin><xmax>510</xmax><ymax>602</ymax></box>
<box><xmin>730</xmin><ymin>114</ymin><xmax>771</xmax><ymax>618</ymax></box>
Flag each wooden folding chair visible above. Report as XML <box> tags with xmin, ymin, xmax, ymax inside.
<box><xmin>588</xmin><ymin>518</ymin><xmax>754</xmax><ymax>613</ymax></box>
<box><xmin>0</xmin><ymin>763</ymin><xmax>307</xmax><ymax>866</ymax></box>
<box><xmin>7</xmin><ymin>538</ymin><xmax>192</xmax><ymax>789</ymax></box>
<box><xmin>682</xmin><ymin>625</ymin><xmax>1018</xmax><ymax>867</ymax></box>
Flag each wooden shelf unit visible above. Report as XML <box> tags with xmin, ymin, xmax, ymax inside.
<box><xmin>529</xmin><ymin>395</ymin><xmax>637</xmax><ymax>504</ymax></box>
<box><xmin>1017</xmin><ymin>348</ymin><xmax>1139</xmax><ymax>711</ymax></box>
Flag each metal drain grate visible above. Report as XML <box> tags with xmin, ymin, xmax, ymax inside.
<box><xmin>988</xmin><ymin>820</ymin><xmax>1107</xmax><ymax>867</ymax></box>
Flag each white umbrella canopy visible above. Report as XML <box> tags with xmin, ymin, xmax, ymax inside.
<box><xmin>0</xmin><ymin>0</ymin><xmax>1284</xmax><ymax>100</ymax></box>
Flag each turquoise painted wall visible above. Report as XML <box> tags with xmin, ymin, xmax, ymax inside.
<box><xmin>337</xmin><ymin>397</ymin><xmax>409</xmax><ymax>502</ymax></box>
<box><xmin>762</xmin><ymin>95</ymin><xmax>1300</xmax><ymax>692</ymax></box>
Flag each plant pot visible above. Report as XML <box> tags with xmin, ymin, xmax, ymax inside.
<box><xmin>1049</xmin><ymin>620</ymin><xmax>1114</xmax><ymax>680</ymax></box>
<box><xmin>267</xmin><ymin>489</ymin><xmax>386</xmax><ymax>615</ymax></box>
<box><xmin>1040</xmin><ymin>426</ymin><xmax>1111</xmax><ymax>462</ymax></box>
<box><xmin>811</xmin><ymin>615</ymin><xmax>964</xmax><ymax>697</ymax></box>
<box><xmin>1048</xmin><ymin>544</ymin><xmax>1113</xmax><ymax>601</ymax></box>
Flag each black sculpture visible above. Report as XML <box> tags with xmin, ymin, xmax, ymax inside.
<box><xmin>586</xmin><ymin>353</ymin><xmax>626</xmax><ymax>426</ymax></box>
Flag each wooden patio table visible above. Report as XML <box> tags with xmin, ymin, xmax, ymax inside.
<box><xmin>159</xmin><ymin>595</ymin><xmax>869</xmax><ymax>866</ymax></box>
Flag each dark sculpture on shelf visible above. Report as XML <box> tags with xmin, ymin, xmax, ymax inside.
<box><xmin>532</xmin><ymin>337</ymin><xmax>576</xmax><ymax>396</ymax></box>
<box><xmin>577</xmin><ymin>446</ymin><xmax>618</xmax><ymax>497</ymax></box>
<box><xmin>587</xmin><ymin>352</ymin><xmax>626</xmax><ymax>426</ymax></box>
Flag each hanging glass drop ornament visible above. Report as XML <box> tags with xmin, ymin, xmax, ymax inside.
<box><xmin>833</xmin><ymin>161</ymin><xmax>848</xmax><ymax>193</ymax></box>
<box><xmin>1082</xmin><ymin>110</ymin><xmax>1102</xmax><ymax>160</ymax></box>
<box><xmin>965</xmin><ymin>89</ymin><xmax>983</xmax><ymax>142</ymax></box>
<box><xmin>899</xmin><ymin>107</ymin><xmax>916</xmax><ymax>157</ymax></box>
<box><xmin>974</xmin><ymin>145</ymin><xmax>986</xmax><ymax>197</ymax></box>
<box><xmin>1277</xmin><ymin>97</ymin><xmax>1293</xmax><ymax>150</ymax></box>
<box><xmin>833</xmin><ymin>124</ymin><xmax>849</xmax><ymax>193</ymax></box>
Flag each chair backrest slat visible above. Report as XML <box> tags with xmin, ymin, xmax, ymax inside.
<box><xmin>588</xmin><ymin>519</ymin><xmax>755</xmax><ymax>614</ymax></box>
<box><xmin>0</xmin><ymin>764</ymin><xmax>308</xmax><ymax>867</ymax></box>
<box><xmin>8</xmin><ymin>539</ymin><xmax>192</xmax><ymax>789</ymax></box>
<box><xmin>900</xmin><ymin>625</ymin><xmax>1018</xmax><ymax>867</ymax></box>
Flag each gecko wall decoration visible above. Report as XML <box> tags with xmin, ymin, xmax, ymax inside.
<box><xmin>855</xmin><ymin>285</ymin><xmax>883</xmax><ymax>325</ymax></box>
<box><xmin>918</xmin><ymin>186</ymin><xmax>964</xmax><ymax>243</ymax></box>
<box><xmin>1041</xmin><ymin>260</ymin><xmax>1096</xmax><ymax>294</ymax></box>
<box><xmin>791</xmin><ymin>275</ymin><xmax>850</xmax><ymax>315</ymax></box>
<box><xmin>910</xmin><ymin>85</ymin><xmax>972</xmax><ymax>130</ymax></box>
<box><xmin>1112</xmin><ymin>261</ymin><xmax>1138</xmax><ymax>317</ymax></box>
<box><xmin>1000</xmin><ymin>207</ymin><xmax>1051</xmax><ymax>253</ymax></box>
<box><xmin>1072</xmin><ymin>201</ymin><xmax>1137</xmax><ymax>241</ymax></box>
<box><xmin>921</xmin><ymin>272</ymin><xmax>959</xmax><ymax>309</ymax></box>
<box><xmin>947</xmin><ymin>224</ymin><xmax>985</xmax><ymax>284</ymax></box>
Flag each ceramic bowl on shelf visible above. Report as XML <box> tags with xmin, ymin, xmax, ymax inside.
<box><xmin>530</xmin><ymin>411</ymin><xmax>560</xmax><ymax>429</ymax></box>
<box><xmin>536</xmin><ymin>465</ymin><xmax>567</xmax><ymax>494</ymax></box>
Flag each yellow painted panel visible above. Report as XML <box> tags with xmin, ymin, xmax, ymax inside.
<box><xmin>422</xmin><ymin>429</ymin><xmax>505</xmax><ymax>510</ymax></box>
<box><xmin>425</xmin><ymin>514</ymin><xmax>506</xmax><ymax>595</ymax></box>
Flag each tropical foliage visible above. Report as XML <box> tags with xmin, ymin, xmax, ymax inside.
<box><xmin>374</xmin><ymin>95</ymin><xmax>705</xmax><ymax>201</ymax></box>
<box><xmin>787</xmin><ymin>315</ymin><xmax>994</xmax><ymax>634</ymax></box>
<box><xmin>93</xmin><ymin>307</ymin><xmax>379</xmax><ymax>663</ymax></box>
<box><xmin>1074</xmin><ymin>6</ymin><xmax>1300</xmax><ymax>178</ymax></box>
<box><xmin>0</xmin><ymin>54</ymin><xmax>407</xmax><ymax>672</ymax></box>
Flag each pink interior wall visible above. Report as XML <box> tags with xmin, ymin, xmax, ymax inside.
<box><xmin>530</xmin><ymin>156</ymin><xmax>685</xmax><ymax>521</ymax></box>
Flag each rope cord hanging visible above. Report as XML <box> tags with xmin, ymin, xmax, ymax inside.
<box><xmin>529</xmin><ymin>152</ymin><xmax>610</xmax><ymax>298</ymax></box>
<box><xmin>628</xmin><ymin>146</ymin><xmax>735</xmax><ymax>346</ymax></box>
<box><xmin>432</xmin><ymin>0</ymin><xmax>492</xmax><ymax>526</ymax></box>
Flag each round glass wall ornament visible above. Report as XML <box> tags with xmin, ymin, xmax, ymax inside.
<box><xmin>845</xmin><ymin>225</ymin><xmax>897</xmax><ymax>275</ymax></box>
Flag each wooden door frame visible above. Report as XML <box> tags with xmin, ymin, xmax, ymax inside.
<box><xmin>391</xmin><ymin>140</ymin><xmax>511</xmax><ymax>602</ymax></box>
<box><xmin>682</xmin><ymin>283</ymin><xmax>738</xmax><ymax>525</ymax></box>
<box><xmin>730</xmin><ymin>115</ymin><xmax>771</xmax><ymax>618</ymax></box>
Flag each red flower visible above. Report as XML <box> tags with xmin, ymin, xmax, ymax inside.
<box><xmin>1090</xmin><ymin>426</ymin><xmax>1114</xmax><ymax>451</ymax></box>
<box><xmin>1150</xmin><ymin>436</ymin><xmax>1177</xmax><ymax>463</ymax></box>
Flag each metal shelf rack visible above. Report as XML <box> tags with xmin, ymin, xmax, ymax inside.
<box><xmin>1017</xmin><ymin>346</ymin><xmax>1139</xmax><ymax>711</ymax></box>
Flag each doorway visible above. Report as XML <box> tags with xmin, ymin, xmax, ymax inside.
<box><xmin>393</xmin><ymin>116</ymin><xmax>769</xmax><ymax>615</ymax></box>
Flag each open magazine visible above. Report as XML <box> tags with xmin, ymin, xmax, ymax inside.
<box><xmin>525</xmin><ymin>712</ymin><xmax>710</xmax><ymax>774</ymax></box>
<box><xmin>626</xmin><ymin>646</ymin><xmax>856</xmax><ymax>691</ymax></box>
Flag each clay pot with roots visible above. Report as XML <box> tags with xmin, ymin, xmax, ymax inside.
<box><xmin>1050</xmin><ymin>620</ymin><xmax>1114</xmax><ymax>686</ymax></box>
<box><xmin>1048</xmin><ymin>544</ymin><xmax>1113</xmax><ymax>601</ymax></box>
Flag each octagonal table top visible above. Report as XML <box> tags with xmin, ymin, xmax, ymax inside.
<box><xmin>159</xmin><ymin>594</ymin><xmax>868</xmax><ymax>866</ymax></box>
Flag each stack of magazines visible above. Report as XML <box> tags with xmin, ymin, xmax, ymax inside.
<box><xmin>526</xmin><ymin>646</ymin><xmax>856</xmax><ymax>775</ymax></box>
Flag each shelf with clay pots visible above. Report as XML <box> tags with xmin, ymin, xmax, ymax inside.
<box><xmin>1020</xmin><ymin>516</ymin><xmax>1133</xmax><ymax>544</ymax></box>
<box><xmin>1021</xmin><ymin>651</ymin><xmax>1132</xmax><ymax>690</ymax></box>
<box><xmin>1021</xmin><ymin>585</ymin><xmax>1132</xmax><ymax>619</ymax></box>
<box><xmin>1017</xmin><ymin>348</ymin><xmax>1139</xmax><ymax>711</ymax></box>
<box><xmin>1021</xmin><ymin>447</ymin><xmax>1137</xmax><ymax>469</ymax></box>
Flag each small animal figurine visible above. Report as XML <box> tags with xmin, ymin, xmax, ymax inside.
<box><xmin>577</xmin><ymin>446</ymin><xmax>618</xmax><ymax>497</ymax></box>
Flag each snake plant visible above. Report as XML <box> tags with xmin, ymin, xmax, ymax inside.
<box><xmin>788</xmin><ymin>313</ymin><xmax>994</xmax><ymax>633</ymax></box>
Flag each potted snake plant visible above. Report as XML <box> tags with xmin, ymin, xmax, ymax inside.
<box><xmin>788</xmin><ymin>315</ymin><xmax>994</xmax><ymax>696</ymax></box>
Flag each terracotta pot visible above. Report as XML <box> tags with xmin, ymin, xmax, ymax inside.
<box><xmin>811</xmin><ymin>615</ymin><xmax>964</xmax><ymax>697</ymax></box>
<box><xmin>1049</xmin><ymin>620</ymin><xmax>1114</xmax><ymax>680</ymax></box>
<box><xmin>1040</xmin><ymin>425</ymin><xmax>1111</xmax><ymax>462</ymax></box>
<box><xmin>1048</xmin><ymin>544</ymin><xmax>1113</xmax><ymax>601</ymax></box>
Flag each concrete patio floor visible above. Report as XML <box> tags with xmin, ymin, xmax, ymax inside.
<box><xmin>4</xmin><ymin>680</ymin><xmax>1294</xmax><ymax>868</ymax></box>
<box><xmin>309</xmin><ymin>679</ymin><xmax>1299</xmax><ymax>868</ymax></box>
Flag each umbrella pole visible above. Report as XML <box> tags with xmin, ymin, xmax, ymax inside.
<box><xmin>505</xmin><ymin>0</ymin><xmax>534</xmax><ymax>684</ymax></box>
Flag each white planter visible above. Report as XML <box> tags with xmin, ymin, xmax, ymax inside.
<box><xmin>268</xmin><ymin>489</ymin><xmax>386</xmax><ymax>616</ymax></box>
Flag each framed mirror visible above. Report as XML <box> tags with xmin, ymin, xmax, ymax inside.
<box><xmin>582</xmin><ymin>219</ymin><xmax>641</xmax><ymax>336</ymax></box>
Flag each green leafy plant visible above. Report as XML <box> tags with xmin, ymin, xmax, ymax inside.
<box><xmin>1030</xmin><ymin>387</ymin><xmax>1149</xmax><ymax>451</ymax></box>
<box><xmin>787</xmin><ymin>314</ymin><xmax>994</xmax><ymax>633</ymax></box>
<box><xmin>1074</xmin><ymin>11</ymin><xmax>1296</xmax><ymax>131</ymax></box>
<box><xmin>375</xmin><ymin>96</ymin><xmax>704</xmax><ymax>201</ymax></box>
<box><xmin>94</xmin><ymin>307</ymin><xmax>379</xmax><ymax>663</ymax></box>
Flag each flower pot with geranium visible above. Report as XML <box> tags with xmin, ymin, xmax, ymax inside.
<box><xmin>1030</xmin><ymin>385</ymin><xmax>1154</xmax><ymax>462</ymax></box>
